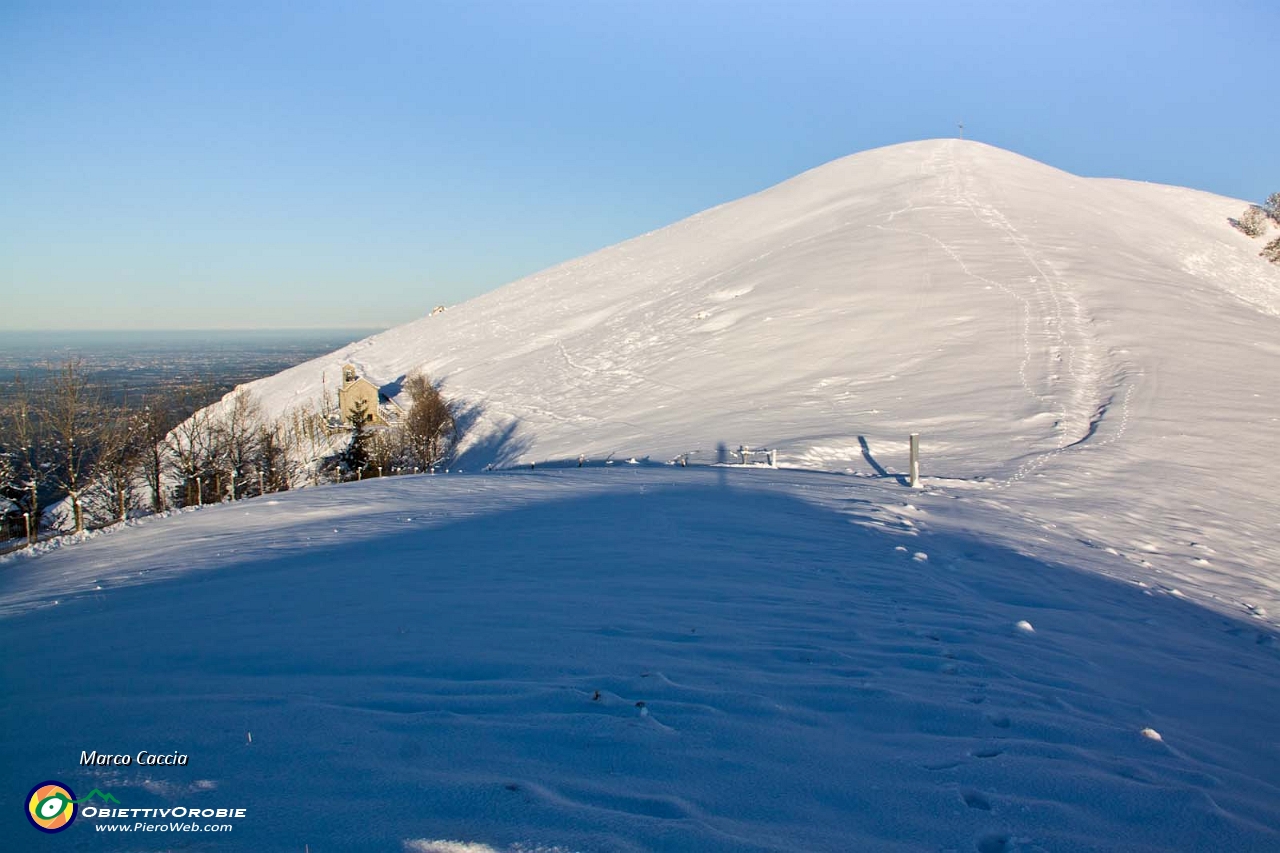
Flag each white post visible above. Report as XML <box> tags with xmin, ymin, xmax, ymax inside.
<box><xmin>196</xmin><ymin>478</ymin><xmax>202</xmax><ymax>506</ymax></box>
<box><xmin>230</xmin><ymin>471</ymin><xmax>236</xmax><ymax>501</ymax></box>
<box><xmin>23</xmin><ymin>512</ymin><xmax>31</xmax><ymax>545</ymax></box>
<box><xmin>767</xmin><ymin>449</ymin><xmax>777</xmax><ymax>468</ymax></box>
<box><xmin>909</xmin><ymin>433</ymin><xmax>921</xmax><ymax>488</ymax></box>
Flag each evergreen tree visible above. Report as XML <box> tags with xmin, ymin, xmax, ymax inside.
<box><xmin>340</xmin><ymin>400</ymin><xmax>372</xmax><ymax>477</ymax></box>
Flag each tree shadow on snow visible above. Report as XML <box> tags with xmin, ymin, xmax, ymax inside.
<box><xmin>451</xmin><ymin>401</ymin><xmax>532</xmax><ymax>471</ymax></box>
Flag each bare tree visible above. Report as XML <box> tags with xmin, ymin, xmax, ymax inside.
<box><xmin>89</xmin><ymin>408</ymin><xmax>145</xmax><ymax>524</ymax></box>
<box><xmin>285</xmin><ymin>402</ymin><xmax>337</xmax><ymax>486</ymax></box>
<box><xmin>0</xmin><ymin>405</ymin><xmax>20</xmax><ymax>540</ymax></box>
<box><xmin>138</xmin><ymin>398</ymin><xmax>175</xmax><ymax>513</ymax></box>
<box><xmin>201</xmin><ymin>414</ymin><xmax>229</xmax><ymax>502</ymax></box>
<box><xmin>166</xmin><ymin>383</ymin><xmax>221</xmax><ymax>507</ymax></box>
<box><xmin>0</xmin><ymin>440</ymin><xmax>13</xmax><ymax>506</ymax></box>
<box><xmin>215</xmin><ymin>390</ymin><xmax>263</xmax><ymax>499</ymax></box>
<box><xmin>4</xmin><ymin>375</ymin><xmax>49</xmax><ymax>542</ymax></box>
<box><xmin>258</xmin><ymin>416</ymin><xmax>305</xmax><ymax>493</ymax></box>
<box><xmin>365</xmin><ymin>424</ymin><xmax>404</xmax><ymax>477</ymax></box>
<box><xmin>402</xmin><ymin>372</ymin><xmax>457</xmax><ymax>470</ymax></box>
<box><xmin>43</xmin><ymin>360</ymin><xmax>102</xmax><ymax>533</ymax></box>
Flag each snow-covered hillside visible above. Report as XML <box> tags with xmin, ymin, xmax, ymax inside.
<box><xmin>3</xmin><ymin>469</ymin><xmax>1278</xmax><ymax>852</ymax></box>
<box><xmin>213</xmin><ymin>139</ymin><xmax>1280</xmax><ymax>624</ymax></box>
<box><xmin>5</xmin><ymin>140</ymin><xmax>1280</xmax><ymax>852</ymax></box>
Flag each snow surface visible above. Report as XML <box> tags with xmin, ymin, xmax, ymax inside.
<box><xmin>3</xmin><ymin>468</ymin><xmax>1279</xmax><ymax>852</ymax></box>
<box><xmin>5</xmin><ymin>140</ymin><xmax>1280</xmax><ymax>851</ymax></box>
<box><xmin>192</xmin><ymin>139</ymin><xmax>1280</xmax><ymax>626</ymax></box>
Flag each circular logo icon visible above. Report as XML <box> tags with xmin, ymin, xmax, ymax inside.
<box><xmin>27</xmin><ymin>781</ymin><xmax>77</xmax><ymax>833</ymax></box>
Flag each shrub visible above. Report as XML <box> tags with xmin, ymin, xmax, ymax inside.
<box><xmin>1265</xmin><ymin>192</ymin><xmax>1280</xmax><ymax>223</ymax></box>
<box><xmin>1232</xmin><ymin>205</ymin><xmax>1270</xmax><ymax>237</ymax></box>
<box><xmin>1262</xmin><ymin>235</ymin><xmax>1280</xmax><ymax>264</ymax></box>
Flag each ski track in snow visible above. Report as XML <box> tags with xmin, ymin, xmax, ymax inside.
<box><xmin>873</xmin><ymin>141</ymin><xmax>1122</xmax><ymax>491</ymax></box>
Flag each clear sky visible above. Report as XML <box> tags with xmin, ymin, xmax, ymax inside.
<box><xmin>1</xmin><ymin>0</ymin><xmax>1276</xmax><ymax>331</ymax></box>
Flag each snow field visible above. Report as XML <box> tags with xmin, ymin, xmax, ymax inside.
<box><xmin>3</xmin><ymin>468</ymin><xmax>1277</xmax><ymax>851</ymax></box>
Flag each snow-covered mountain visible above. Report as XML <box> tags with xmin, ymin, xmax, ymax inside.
<box><xmin>225</xmin><ymin>138</ymin><xmax>1280</xmax><ymax>623</ymax></box>
<box><xmin>5</xmin><ymin>140</ymin><xmax>1280</xmax><ymax>853</ymax></box>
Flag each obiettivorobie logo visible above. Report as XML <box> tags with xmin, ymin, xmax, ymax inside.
<box><xmin>26</xmin><ymin>778</ymin><xmax>249</xmax><ymax>835</ymax></box>
<box><xmin>26</xmin><ymin>781</ymin><xmax>119</xmax><ymax>833</ymax></box>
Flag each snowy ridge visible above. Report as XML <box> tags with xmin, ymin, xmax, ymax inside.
<box><xmin>201</xmin><ymin>139</ymin><xmax>1280</xmax><ymax>623</ymax></box>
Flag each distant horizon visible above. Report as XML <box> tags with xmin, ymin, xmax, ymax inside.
<box><xmin>0</xmin><ymin>327</ymin><xmax>386</xmax><ymax>333</ymax></box>
<box><xmin>0</xmin><ymin>327</ymin><xmax>387</xmax><ymax>346</ymax></box>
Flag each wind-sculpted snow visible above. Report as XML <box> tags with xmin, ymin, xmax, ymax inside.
<box><xmin>188</xmin><ymin>139</ymin><xmax>1280</xmax><ymax>624</ymax></box>
<box><xmin>2</xmin><ymin>470</ymin><xmax>1277</xmax><ymax>851</ymax></box>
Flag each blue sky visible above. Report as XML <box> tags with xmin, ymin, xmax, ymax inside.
<box><xmin>1</xmin><ymin>0</ymin><xmax>1275</xmax><ymax>330</ymax></box>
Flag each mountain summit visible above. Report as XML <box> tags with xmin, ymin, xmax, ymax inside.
<box><xmin>231</xmin><ymin>139</ymin><xmax>1280</xmax><ymax>613</ymax></box>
